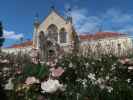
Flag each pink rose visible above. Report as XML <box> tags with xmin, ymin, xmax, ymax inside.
<box><xmin>119</xmin><ymin>58</ymin><xmax>130</xmax><ymax>64</ymax></box>
<box><xmin>46</xmin><ymin>61</ymin><xmax>56</xmax><ymax>67</ymax></box>
<box><xmin>119</xmin><ymin>59</ymin><xmax>125</xmax><ymax>64</ymax></box>
<box><xmin>16</xmin><ymin>69</ymin><xmax>22</xmax><ymax>74</ymax></box>
<box><xmin>25</xmin><ymin>77</ymin><xmax>39</xmax><ymax>85</ymax></box>
<box><xmin>124</xmin><ymin>58</ymin><xmax>130</xmax><ymax>63</ymax></box>
<box><xmin>50</xmin><ymin>67</ymin><xmax>64</xmax><ymax>78</ymax></box>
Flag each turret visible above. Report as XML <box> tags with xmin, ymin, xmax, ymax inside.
<box><xmin>66</xmin><ymin>8</ymin><xmax>73</xmax><ymax>24</ymax></box>
<box><xmin>34</xmin><ymin>13</ymin><xmax>40</xmax><ymax>31</ymax></box>
<box><xmin>33</xmin><ymin>13</ymin><xmax>40</xmax><ymax>49</ymax></box>
<box><xmin>65</xmin><ymin>8</ymin><xmax>79</xmax><ymax>52</ymax></box>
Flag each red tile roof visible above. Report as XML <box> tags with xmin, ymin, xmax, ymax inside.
<box><xmin>79</xmin><ymin>32</ymin><xmax>123</xmax><ymax>41</ymax></box>
<box><xmin>79</xmin><ymin>34</ymin><xmax>94</xmax><ymax>41</ymax></box>
<box><xmin>9</xmin><ymin>41</ymin><xmax>33</xmax><ymax>48</ymax></box>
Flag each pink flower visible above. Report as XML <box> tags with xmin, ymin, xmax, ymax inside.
<box><xmin>119</xmin><ymin>58</ymin><xmax>130</xmax><ymax>64</ymax></box>
<box><xmin>16</xmin><ymin>69</ymin><xmax>22</xmax><ymax>74</ymax></box>
<box><xmin>46</xmin><ymin>61</ymin><xmax>56</xmax><ymax>67</ymax></box>
<box><xmin>50</xmin><ymin>67</ymin><xmax>64</xmax><ymax>78</ymax></box>
<box><xmin>25</xmin><ymin>77</ymin><xmax>39</xmax><ymax>85</ymax></box>
<box><xmin>124</xmin><ymin>58</ymin><xmax>130</xmax><ymax>63</ymax></box>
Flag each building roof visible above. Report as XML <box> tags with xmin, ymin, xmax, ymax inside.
<box><xmin>9</xmin><ymin>41</ymin><xmax>33</xmax><ymax>48</ymax></box>
<box><xmin>41</xmin><ymin>8</ymin><xmax>66</xmax><ymax>25</ymax></box>
<box><xmin>79</xmin><ymin>32</ymin><xmax>124</xmax><ymax>41</ymax></box>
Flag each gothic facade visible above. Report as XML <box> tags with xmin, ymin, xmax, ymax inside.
<box><xmin>32</xmin><ymin>9</ymin><xmax>79</xmax><ymax>60</ymax></box>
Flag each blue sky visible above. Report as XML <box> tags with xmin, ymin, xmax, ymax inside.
<box><xmin>0</xmin><ymin>0</ymin><xmax>133</xmax><ymax>47</ymax></box>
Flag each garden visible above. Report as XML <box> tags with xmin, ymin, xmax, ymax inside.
<box><xmin>0</xmin><ymin>51</ymin><xmax>133</xmax><ymax>100</ymax></box>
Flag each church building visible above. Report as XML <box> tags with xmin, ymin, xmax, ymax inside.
<box><xmin>33</xmin><ymin>8</ymin><xmax>78</xmax><ymax>47</ymax></box>
<box><xmin>32</xmin><ymin>7</ymin><xmax>79</xmax><ymax>60</ymax></box>
<box><xmin>2</xmin><ymin>7</ymin><xmax>133</xmax><ymax>58</ymax></box>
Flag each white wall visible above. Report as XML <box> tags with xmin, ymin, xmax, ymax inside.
<box><xmin>80</xmin><ymin>36</ymin><xmax>133</xmax><ymax>56</ymax></box>
<box><xmin>2</xmin><ymin>47</ymin><xmax>32</xmax><ymax>54</ymax></box>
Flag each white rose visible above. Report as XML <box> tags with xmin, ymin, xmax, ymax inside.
<box><xmin>4</xmin><ymin>78</ymin><xmax>14</xmax><ymax>90</ymax></box>
<box><xmin>69</xmin><ymin>63</ymin><xmax>73</xmax><ymax>68</ymax></box>
<box><xmin>41</xmin><ymin>79</ymin><xmax>65</xmax><ymax>93</ymax></box>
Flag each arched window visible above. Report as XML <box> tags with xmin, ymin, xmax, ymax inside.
<box><xmin>47</xmin><ymin>24</ymin><xmax>58</xmax><ymax>42</ymax></box>
<box><xmin>39</xmin><ymin>31</ymin><xmax>45</xmax><ymax>41</ymax></box>
<box><xmin>39</xmin><ymin>31</ymin><xmax>45</xmax><ymax>49</ymax></box>
<box><xmin>59</xmin><ymin>28</ymin><xmax>67</xmax><ymax>43</ymax></box>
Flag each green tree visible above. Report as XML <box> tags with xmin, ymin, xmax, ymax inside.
<box><xmin>0</xmin><ymin>21</ymin><xmax>5</xmax><ymax>51</ymax></box>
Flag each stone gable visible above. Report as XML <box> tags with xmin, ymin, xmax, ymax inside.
<box><xmin>39</xmin><ymin>10</ymin><xmax>67</xmax><ymax>33</ymax></box>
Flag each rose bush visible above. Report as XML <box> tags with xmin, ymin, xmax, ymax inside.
<box><xmin>0</xmin><ymin>52</ymin><xmax>133</xmax><ymax>100</ymax></box>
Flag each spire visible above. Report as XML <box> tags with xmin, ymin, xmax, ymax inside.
<box><xmin>67</xmin><ymin>8</ymin><xmax>72</xmax><ymax>16</ymax></box>
<box><xmin>35</xmin><ymin>13</ymin><xmax>39</xmax><ymax>21</ymax></box>
<box><xmin>66</xmin><ymin>7</ymin><xmax>72</xmax><ymax>23</ymax></box>
<box><xmin>51</xmin><ymin>5</ymin><xmax>55</xmax><ymax>10</ymax></box>
<box><xmin>50</xmin><ymin>0</ymin><xmax>55</xmax><ymax>11</ymax></box>
<box><xmin>34</xmin><ymin>13</ymin><xmax>40</xmax><ymax>28</ymax></box>
<box><xmin>33</xmin><ymin>13</ymin><xmax>40</xmax><ymax>49</ymax></box>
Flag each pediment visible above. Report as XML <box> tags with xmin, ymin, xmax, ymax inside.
<box><xmin>39</xmin><ymin>10</ymin><xmax>67</xmax><ymax>31</ymax></box>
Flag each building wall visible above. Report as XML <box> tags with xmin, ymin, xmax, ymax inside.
<box><xmin>2</xmin><ymin>36</ymin><xmax>133</xmax><ymax>57</ymax></box>
<box><xmin>2</xmin><ymin>47</ymin><xmax>32</xmax><ymax>54</ymax></box>
<box><xmin>80</xmin><ymin>36</ymin><xmax>133</xmax><ymax>56</ymax></box>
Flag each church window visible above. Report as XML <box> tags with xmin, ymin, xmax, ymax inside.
<box><xmin>39</xmin><ymin>31</ymin><xmax>45</xmax><ymax>41</ymax></box>
<box><xmin>59</xmin><ymin>28</ymin><xmax>67</xmax><ymax>43</ymax></box>
<box><xmin>47</xmin><ymin>24</ymin><xmax>58</xmax><ymax>42</ymax></box>
<box><xmin>39</xmin><ymin>31</ymin><xmax>45</xmax><ymax>49</ymax></box>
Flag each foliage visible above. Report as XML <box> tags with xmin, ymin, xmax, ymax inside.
<box><xmin>20</xmin><ymin>63</ymin><xmax>49</xmax><ymax>81</ymax></box>
<box><xmin>57</xmin><ymin>54</ymin><xmax>133</xmax><ymax>100</ymax></box>
<box><xmin>12</xmin><ymin>63</ymin><xmax>50</xmax><ymax>100</ymax></box>
<box><xmin>0</xmin><ymin>21</ymin><xmax>5</xmax><ymax>48</ymax></box>
<box><xmin>0</xmin><ymin>52</ymin><xmax>133</xmax><ymax>100</ymax></box>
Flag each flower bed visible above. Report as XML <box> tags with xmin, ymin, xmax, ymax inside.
<box><xmin>0</xmin><ymin>53</ymin><xmax>133</xmax><ymax>100</ymax></box>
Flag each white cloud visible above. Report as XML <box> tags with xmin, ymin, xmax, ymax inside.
<box><xmin>71</xmin><ymin>7</ymin><xmax>133</xmax><ymax>35</ymax></box>
<box><xmin>103</xmin><ymin>8</ymin><xmax>133</xmax><ymax>24</ymax></box>
<box><xmin>118</xmin><ymin>26</ymin><xmax>133</xmax><ymax>34</ymax></box>
<box><xmin>3</xmin><ymin>30</ymin><xmax>24</xmax><ymax>40</ymax></box>
<box><xmin>71</xmin><ymin>8</ymin><xmax>101</xmax><ymax>33</ymax></box>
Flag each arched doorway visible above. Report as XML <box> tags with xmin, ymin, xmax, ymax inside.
<box><xmin>38</xmin><ymin>31</ymin><xmax>48</xmax><ymax>61</ymax></box>
<box><xmin>45</xmin><ymin>40</ymin><xmax>60</xmax><ymax>59</ymax></box>
<box><xmin>38</xmin><ymin>31</ymin><xmax>45</xmax><ymax>49</ymax></box>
